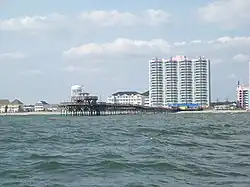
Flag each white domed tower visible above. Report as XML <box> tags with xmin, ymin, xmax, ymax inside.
<box><xmin>70</xmin><ymin>85</ymin><xmax>91</xmax><ymax>102</ymax></box>
<box><xmin>71</xmin><ymin>85</ymin><xmax>83</xmax><ymax>98</ymax></box>
<box><xmin>71</xmin><ymin>85</ymin><xmax>84</xmax><ymax>102</ymax></box>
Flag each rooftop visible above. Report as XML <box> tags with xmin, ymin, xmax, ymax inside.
<box><xmin>10</xmin><ymin>99</ymin><xmax>23</xmax><ymax>105</ymax></box>
<box><xmin>112</xmin><ymin>91</ymin><xmax>140</xmax><ymax>96</ymax></box>
<box><xmin>141</xmin><ymin>91</ymin><xmax>149</xmax><ymax>96</ymax></box>
<box><xmin>0</xmin><ymin>99</ymin><xmax>10</xmax><ymax>106</ymax></box>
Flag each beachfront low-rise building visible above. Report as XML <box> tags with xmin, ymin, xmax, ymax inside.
<box><xmin>213</xmin><ymin>103</ymin><xmax>237</xmax><ymax>110</ymax></box>
<box><xmin>7</xmin><ymin>99</ymin><xmax>24</xmax><ymax>113</ymax></box>
<box><xmin>141</xmin><ymin>91</ymin><xmax>150</xmax><ymax>107</ymax></box>
<box><xmin>34</xmin><ymin>101</ymin><xmax>49</xmax><ymax>112</ymax></box>
<box><xmin>23</xmin><ymin>105</ymin><xmax>35</xmax><ymax>112</ymax></box>
<box><xmin>107</xmin><ymin>91</ymin><xmax>149</xmax><ymax>106</ymax></box>
<box><xmin>47</xmin><ymin>104</ymin><xmax>59</xmax><ymax>112</ymax></box>
<box><xmin>0</xmin><ymin>99</ymin><xmax>10</xmax><ymax>113</ymax></box>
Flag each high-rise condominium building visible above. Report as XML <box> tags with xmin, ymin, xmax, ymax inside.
<box><xmin>149</xmin><ymin>57</ymin><xmax>164</xmax><ymax>106</ymax></box>
<box><xmin>193</xmin><ymin>57</ymin><xmax>211</xmax><ymax>106</ymax></box>
<box><xmin>248</xmin><ymin>62</ymin><xmax>250</xmax><ymax>110</ymax></box>
<box><xmin>149</xmin><ymin>56</ymin><xmax>211</xmax><ymax>107</ymax></box>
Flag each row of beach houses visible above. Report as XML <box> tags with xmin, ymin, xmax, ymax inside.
<box><xmin>0</xmin><ymin>99</ymin><xmax>59</xmax><ymax>113</ymax></box>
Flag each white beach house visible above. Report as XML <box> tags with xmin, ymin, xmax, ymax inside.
<box><xmin>7</xmin><ymin>99</ymin><xmax>24</xmax><ymax>112</ymax></box>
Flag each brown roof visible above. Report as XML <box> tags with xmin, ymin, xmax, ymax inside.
<box><xmin>0</xmin><ymin>99</ymin><xmax>10</xmax><ymax>106</ymax></box>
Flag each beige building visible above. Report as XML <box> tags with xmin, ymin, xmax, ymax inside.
<box><xmin>107</xmin><ymin>91</ymin><xmax>150</xmax><ymax>106</ymax></box>
<box><xmin>0</xmin><ymin>99</ymin><xmax>10</xmax><ymax>113</ymax></box>
<box><xmin>7</xmin><ymin>99</ymin><xmax>24</xmax><ymax>113</ymax></box>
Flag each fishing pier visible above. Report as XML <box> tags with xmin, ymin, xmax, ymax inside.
<box><xmin>59</xmin><ymin>102</ymin><xmax>177</xmax><ymax>116</ymax></box>
<box><xmin>59</xmin><ymin>85</ymin><xmax>179</xmax><ymax>116</ymax></box>
<box><xmin>59</xmin><ymin>95</ymin><xmax>177</xmax><ymax>116</ymax></box>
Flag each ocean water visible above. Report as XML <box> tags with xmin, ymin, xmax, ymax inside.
<box><xmin>0</xmin><ymin>113</ymin><xmax>250</xmax><ymax>187</ymax></box>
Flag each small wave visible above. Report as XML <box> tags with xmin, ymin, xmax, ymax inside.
<box><xmin>0</xmin><ymin>169</ymin><xmax>30</xmax><ymax>179</ymax></box>
<box><xmin>91</xmin><ymin>160</ymin><xmax>181</xmax><ymax>173</ymax></box>
<box><xmin>31</xmin><ymin>161</ymin><xmax>71</xmax><ymax>171</ymax></box>
<box><xmin>100</xmin><ymin>152</ymin><xmax>125</xmax><ymax>159</ymax></box>
<box><xmin>123</xmin><ymin>182</ymin><xmax>161</xmax><ymax>187</ymax></box>
<box><xmin>29</xmin><ymin>153</ymin><xmax>65</xmax><ymax>160</ymax></box>
<box><xmin>135</xmin><ymin>127</ymin><xmax>170</xmax><ymax>135</ymax></box>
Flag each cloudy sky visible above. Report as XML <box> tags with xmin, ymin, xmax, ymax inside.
<box><xmin>1</xmin><ymin>0</ymin><xmax>250</xmax><ymax>104</ymax></box>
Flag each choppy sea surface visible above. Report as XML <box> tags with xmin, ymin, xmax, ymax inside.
<box><xmin>0</xmin><ymin>113</ymin><xmax>250</xmax><ymax>187</ymax></box>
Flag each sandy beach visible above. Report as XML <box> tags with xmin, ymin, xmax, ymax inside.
<box><xmin>0</xmin><ymin>111</ymin><xmax>61</xmax><ymax>116</ymax></box>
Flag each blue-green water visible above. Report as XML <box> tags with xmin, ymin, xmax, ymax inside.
<box><xmin>0</xmin><ymin>113</ymin><xmax>250</xmax><ymax>187</ymax></box>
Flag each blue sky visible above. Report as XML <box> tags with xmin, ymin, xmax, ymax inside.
<box><xmin>1</xmin><ymin>0</ymin><xmax>250</xmax><ymax>104</ymax></box>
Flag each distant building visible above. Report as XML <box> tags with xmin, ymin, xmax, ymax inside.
<box><xmin>249</xmin><ymin>62</ymin><xmax>250</xmax><ymax>110</ymax></box>
<box><xmin>71</xmin><ymin>85</ymin><xmax>84</xmax><ymax>101</ymax></box>
<box><xmin>214</xmin><ymin>103</ymin><xmax>237</xmax><ymax>110</ymax></box>
<box><xmin>141</xmin><ymin>91</ymin><xmax>149</xmax><ymax>107</ymax></box>
<box><xmin>7</xmin><ymin>99</ymin><xmax>24</xmax><ymax>113</ymax></box>
<box><xmin>107</xmin><ymin>91</ymin><xmax>148</xmax><ymax>106</ymax></box>
<box><xmin>149</xmin><ymin>57</ymin><xmax>164</xmax><ymax>107</ymax></box>
<box><xmin>237</xmin><ymin>82</ymin><xmax>249</xmax><ymax>109</ymax></box>
<box><xmin>47</xmin><ymin>104</ymin><xmax>59</xmax><ymax>112</ymax></box>
<box><xmin>23</xmin><ymin>105</ymin><xmax>35</xmax><ymax>112</ymax></box>
<box><xmin>149</xmin><ymin>56</ymin><xmax>211</xmax><ymax>107</ymax></box>
<box><xmin>0</xmin><ymin>99</ymin><xmax>10</xmax><ymax>113</ymax></box>
<box><xmin>34</xmin><ymin>101</ymin><xmax>49</xmax><ymax>112</ymax></box>
<box><xmin>70</xmin><ymin>84</ymin><xmax>98</xmax><ymax>103</ymax></box>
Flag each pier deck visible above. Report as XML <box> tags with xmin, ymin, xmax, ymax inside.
<box><xmin>59</xmin><ymin>101</ymin><xmax>178</xmax><ymax>116</ymax></box>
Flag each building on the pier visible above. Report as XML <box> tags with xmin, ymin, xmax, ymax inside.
<box><xmin>70</xmin><ymin>85</ymin><xmax>95</xmax><ymax>102</ymax></box>
<box><xmin>149</xmin><ymin>56</ymin><xmax>211</xmax><ymax>108</ymax></box>
<box><xmin>236</xmin><ymin>81</ymin><xmax>249</xmax><ymax>109</ymax></box>
<box><xmin>107</xmin><ymin>91</ymin><xmax>149</xmax><ymax>106</ymax></box>
<box><xmin>71</xmin><ymin>85</ymin><xmax>84</xmax><ymax>101</ymax></box>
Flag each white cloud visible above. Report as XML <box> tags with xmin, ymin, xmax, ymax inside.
<box><xmin>143</xmin><ymin>9</ymin><xmax>170</xmax><ymax>25</ymax></box>
<box><xmin>0</xmin><ymin>9</ymin><xmax>170</xmax><ymax>31</ymax></box>
<box><xmin>198</xmin><ymin>0</ymin><xmax>250</xmax><ymax>28</ymax></box>
<box><xmin>63</xmin><ymin>36</ymin><xmax>250</xmax><ymax>61</ymax></box>
<box><xmin>173</xmin><ymin>41</ymin><xmax>187</xmax><ymax>46</ymax></box>
<box><xmin>0</xmin><ymin>13</ymin><xmax>66</xmax><ymax>31</ymax></box>
<box><xmin>0</xmin><ymin>52</ymin><xmax>26</xmax><ymax>60</ymax></box>
<box><xmin>63</xmin><ymin>38</ymin><xmax>171</xmax><ymax>59</ymax></box>
<box><xmin>79</xmin><ymin>9</ymin><xmax>170</xmax><ymax>26</ymax></box>
<box><xmin>232</xmin><ymin>53</ymin><xmax>250</xmax><ymax>62</ymax></box>
<box><xmin>80</xmin><ymin>10</ymin><xmax>138</xmax><ymax>27</ymax></box>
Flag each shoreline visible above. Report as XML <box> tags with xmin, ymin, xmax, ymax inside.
<box><xmin>0</xmin><ymin>110</ymin><xmax>249</xmax><ymax>116</ymax></box>
<box><xmin>177</xmin><ymin>109</ymin><xmax>248</xmax><ymax>114</ymax></box>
